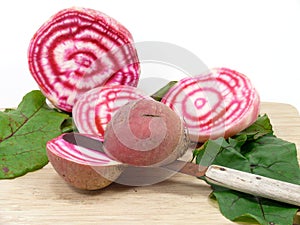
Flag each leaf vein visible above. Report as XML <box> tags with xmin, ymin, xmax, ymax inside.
<box><xmin>0</xmin><ymin>104</ymin><xmax>44</xmax><ymax>143</ymax></box>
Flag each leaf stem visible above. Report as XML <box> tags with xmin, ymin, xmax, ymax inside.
<box><xmin>151</xmin><ymin>81</ymin><xmax>177</xmax><ymax>102</ymax></box>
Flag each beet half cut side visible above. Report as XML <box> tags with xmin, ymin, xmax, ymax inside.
<box><xmin>28</xmin><ymin>7</ymin><xmax>140</xmax><ymax>112</ymax></box>
<box><xmin>47</xmin><ymin>134</ymin><xmax>124</xmax><ymax>190</ymax></box>
<box><xmin>72</xmin><ymin>85</ymin><xmax>151</xmax><ymax>138</ymax></box>
<box><xmin>161</xmin><ymin>67</ymin><xmax>260</xmax><ymax>143</ymax></box>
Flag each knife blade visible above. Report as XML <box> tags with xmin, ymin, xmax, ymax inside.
<box><xmin>62</xmin><ymin>132</ymin><xmax>207</xmax><ymax>177</ymax></box>
<box><xmin>62</xmin><ymin>132</ymin><xmax>300</xmax><ymax>206</ymax></box>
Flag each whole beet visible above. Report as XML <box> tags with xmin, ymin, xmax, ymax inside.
<box><xmin>103</xmin><ymin>99</ymin><xmax>189</xmax><ymax>166</ymax></box>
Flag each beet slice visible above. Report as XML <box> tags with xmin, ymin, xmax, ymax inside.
<box><xmin>161</xmin><ymin>67</ymin><xmax>260</xmax><ymax>142</ymax></box>
<box><xmin>28</xmin><ymin>7</ymin><xmax>140</xmax><ymax>112</ymax></box>
<box><xmin>72</xmin><ymin>85</ymin><xmax>151</xmax><ymax>138</ymax></box>
<box><xmin>46</xmin><ymin>134</ymin><xmax>124</xmax><ymax>190</ymax></box>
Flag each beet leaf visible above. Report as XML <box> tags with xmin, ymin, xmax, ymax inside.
<box><xmin>0</xmin><ymin>90</ymin><xmax>71</xmax><ymax>179</ymax></box>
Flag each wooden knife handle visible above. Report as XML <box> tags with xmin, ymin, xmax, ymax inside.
<box><xmin>205</xmin><ymin>165</ymin><xmax>300</xmax><ymax>207</ymax></box>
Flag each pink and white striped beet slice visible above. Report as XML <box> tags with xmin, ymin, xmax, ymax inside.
<box><xmin>72</xmin><ymin>85</ymin><xmax>151</xmax><ymax>138</ymax></box>
<box><xmin>28</xmin><ymin>7</ymin><xmax>140</xmax><ymax>112</ymax></box>
<box><xmin>46</xmin><ymin>134</ymin><xmax>120</xmax><ymax>166</ymax></box>
<box><xmin>71</xmin><ymin>89</ymin><xmax>101</xmax><ymax>136</ymax></box>
<box><xmin>161</xmin><ymin>67</ymin><xmax>260</xmax><ymax>142</ymax></box>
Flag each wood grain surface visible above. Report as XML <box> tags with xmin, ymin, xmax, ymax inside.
<box><xmin>1</xmin><ymin>102</ymin><xmax>299</xmax><ymax>225</ymax></box>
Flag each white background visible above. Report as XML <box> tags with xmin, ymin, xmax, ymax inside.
<box><xmin>0</xmin><ymin>0</ymin><xmax>299</xmax><ymax>112</ymax></box>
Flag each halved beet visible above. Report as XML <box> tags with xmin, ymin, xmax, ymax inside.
<box><xmin>161</xmin><ymin>67</ymin><xmax>260</xmax><ymax>142</ymax></box>
<box><xmin>28</xmin><ymin>7</ymin><xmax>140</xmax><ymax>112</ymax></box>
<box><xmin>46</xmin><ymin>134</ymin><xmax>124</xmax><ymax>190</ymax></box>
<box><xmin>72</xmin><ymin>85</ymin><xmax>151</xmax><ymax>138</ymax></box>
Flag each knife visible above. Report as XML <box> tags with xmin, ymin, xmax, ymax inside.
<box><xmin>62</xmin><ymin>132</ymin><xmax>300</xmax><ymax>207</ymax></box>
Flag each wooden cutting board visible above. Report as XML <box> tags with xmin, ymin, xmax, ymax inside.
<box><xmin>1</xmin><ymin>102</ymin><xmax>299</xmax><ymax>225</ymax></box>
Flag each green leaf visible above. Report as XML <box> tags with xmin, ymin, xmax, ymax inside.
<box><xmin>61</xmin><ymin>117</ymin><xmax>77</xmax><ymax>133</ymax></box>
<box><xmin>193</xmin><ymin>137</ymin><xmax>228</xmax><ymax>167</ymax></box>
<box><xmin>0</xmin><ymin>90</ymin><xmax>71</xmax><ymax>179</ymax></box>
<box><xmin>194</xmin><ymin>114</ymin><xmax>300</xmax><ymax>225</ymax></box>
<box><xmin>234</xmin><ymin>114</ymin><xmax>273</xmax><ymax>140</ymax></box>
<box><xmin>212</xmin><ymin>190</ymin><xmax>298</xmax><ymax>225</ymax></box>
<box><xmin>243</xmin><ymin>136</ymin><xmax>300</xmax><ymax>184</ymax></box>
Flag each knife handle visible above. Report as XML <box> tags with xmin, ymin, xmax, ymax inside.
<box><xmin>205</xmin><ymin>165</ymin><xmax>300</xmax><ymax>207</ymax></box>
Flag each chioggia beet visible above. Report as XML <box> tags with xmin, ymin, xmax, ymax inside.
<box><xmin>72</xmin><ymin>85</ymin><xmax>151</xmax><ymax>138</ymax></box>
<box><xmin>103</xmin><ymin>99</ymin><xmax>189</xmax><ymax>166</ymax></box>
<box><xmin>46</xmin><ymin>134</ymin><xmax>124</xmax><ymax>190</ymax></box>
<box><xmin>28</xmin><ymin>7</ymin><xmax>140</xmax><ymax>112</ymax></box>
<box><xmin>161</xmin><ymin>67</ymin><xmax>260</xmax><ymax>142</ymax></box>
